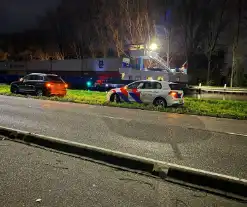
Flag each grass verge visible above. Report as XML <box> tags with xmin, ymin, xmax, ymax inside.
<box><xmin>0</xmin><ymin>84</ymin><xmax>247</xmax><ymax>120</ymax></box>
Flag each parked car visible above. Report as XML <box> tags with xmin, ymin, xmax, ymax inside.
<box><xmin>106</xmin><ymin>80</ymin><xmax>184</xmax><ymax>107</ymax></box>
<box><xmin>10</xmin><ymin>73</ymin><xmax>68</xmax><ymax>97</ymax></box>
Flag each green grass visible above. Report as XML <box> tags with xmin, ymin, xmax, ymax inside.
<box><xmin>1</xmin><ymin>84</ymin><xmax>247</xmax><ymax>120</ymax></box>
<box><xmin>0</xmin><ymin>84</ymin><xmax>10</xmax><ymax>94</ymax></box>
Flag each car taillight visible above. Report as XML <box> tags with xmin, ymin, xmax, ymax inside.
<box><xmin>169</xmin><ymin>91</ymin><xmax>179</xmax><ymax>98</ymax></box>
<box><xmin>64</xmin><ymin>84</ymin><xmax>68</xmax><ymax>88</ymax></box>
<box><xmin>46</xmin><ymin>83</ymin><xmax>52</xmax><ymax>88</ymax></box>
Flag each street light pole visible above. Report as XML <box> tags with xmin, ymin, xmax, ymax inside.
<box><xmin>167</xmin><ymin>30</ymin><xmax>170</xmax><ymax>69</ymax></box>
<box><xmin>166</xmin><ymin>27</ymin><xmax>171</xmax><ymax>69</ymax></box>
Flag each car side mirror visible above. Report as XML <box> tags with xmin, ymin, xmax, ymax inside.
<box><xmin>19</xmin><ymin>78</ymin><xmax>24</xmax><ymax>82</ymax></box>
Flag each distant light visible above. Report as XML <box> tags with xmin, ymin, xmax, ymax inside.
<box><xmin>149</xmin><ymin>43</ymin><xmax>158</xmax><ymax>51</ymax></box>
<box><xmin>86</xmin><ymin>81</ymin><xmax>92</xmax><ymax>87</ymax></box>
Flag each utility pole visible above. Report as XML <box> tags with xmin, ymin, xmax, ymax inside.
<box><xmin>167</xmin><ymin>27</ymin><xmax>171</xmax><ymax>69</ymax></box>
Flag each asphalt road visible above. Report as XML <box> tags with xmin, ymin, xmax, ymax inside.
<box><xmin>0</xmin><ymin>140</ymin><xmax>245</xmax><ymax>207</ymax></box>
<box><xmin>1</xmin><ymin>95</ymin><xmax>247</xmax><ymax>179</ymax></box>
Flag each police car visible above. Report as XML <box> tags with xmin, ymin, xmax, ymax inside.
<box><xmin>107</xmin><ymin>80</ymin><xmax>184</xmax><ymax>107</ymax></box>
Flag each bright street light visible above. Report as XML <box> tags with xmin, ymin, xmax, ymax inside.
<box><xmin>149</xmin><ymin>43</ymin><xmax>158</xmax><ymax>51</ymax></box>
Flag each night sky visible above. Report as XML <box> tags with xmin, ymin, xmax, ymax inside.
<box><xmin>0</xmin><ymin>0</ymin><xmax>60</xmax><ymax>34</ymax></box>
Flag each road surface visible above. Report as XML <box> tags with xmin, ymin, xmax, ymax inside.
<box><xmin>1</xmin><ymin>95</ymin><xmax>247</xmax><ymax>179</ymax></box>
<box><xmin>0</xmin><ymin>140</ymin><xmax>245</xmax><ymax>207</ymax></box>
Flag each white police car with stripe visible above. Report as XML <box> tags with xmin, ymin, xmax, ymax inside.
<box><xmin>107</xmin><ymin>80</ymin><xmax>184</xmax><ymax>107</ymax></box>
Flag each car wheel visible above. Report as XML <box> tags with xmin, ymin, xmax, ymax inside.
<box><xmin>36</xmin><ymin>89</ymin><xmax>44</xmax><ymax>97</ymax></box>
<box><xmin>10</xmin><ymin>85</ymin><xmax>18</xmax><ymax>94</ymax></box>
<box><xmin>110</xmin><ymin>93</ymin><xmax>120</xmax><ymax>103</ymax></box>
<box><xmin>153</xmin><ymin>98</ymin><xmax>167</xmax><ymax>108</ymax></box>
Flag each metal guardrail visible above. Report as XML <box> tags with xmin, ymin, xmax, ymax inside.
<box><xmin>190</xmin><ymin>86</ymin><xmax>247</xmax><ymax>92</ymax></box>
<box><xmin>189</xmin><ymin>86</ymin><xmax>247</xmax><ymax>95</ymax></box>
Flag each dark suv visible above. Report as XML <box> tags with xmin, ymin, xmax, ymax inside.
<box><xmin>10</xmin><ymin>73</ymin><xmax>68</xmax><ymax>97</ymax></box>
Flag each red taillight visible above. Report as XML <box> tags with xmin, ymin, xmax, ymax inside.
<box><xmin>64</xmin><ymin>84</ymin><xmax>68</xmax><ymax>88</ymax></box>
<box><xmin>169</xmin><ymin>91</ymin><xmax>179</xmax><ymax>98</ymax></box>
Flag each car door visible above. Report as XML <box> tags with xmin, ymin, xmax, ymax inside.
<box><xmin>139</xmin><ymin>81</ymin><xmax>162</xmax><ymax>103</ymax></box>
<box><xmin>18</xmin><ymin>75</ymin><xmax>30</xmax><ymax>93</ymax></box>
<box><xmin>23</xmin><ymin>75</ymin><xmax>38</xmax><ymax>93</ymax></box>
<box><xmin>125</xmin><ymin>81</ymin><xmax>143</xmax><ymax>103</ymax></box>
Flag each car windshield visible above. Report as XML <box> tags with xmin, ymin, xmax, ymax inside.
<box><xmin>46</xmin><ymin>75</ymin><xmax>64</xmax><ymax>82</ymax></box>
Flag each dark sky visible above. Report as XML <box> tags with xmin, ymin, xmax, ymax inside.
<box><xmin>0</xmin><ymin>0</ymin><xmax>60</xmax><ymax>34</ymax></box>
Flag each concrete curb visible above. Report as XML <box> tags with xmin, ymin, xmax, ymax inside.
<box><xmin>0</xmin><ymin>126</ymin><xmax>247</xmax><ymax>201</ymax></box>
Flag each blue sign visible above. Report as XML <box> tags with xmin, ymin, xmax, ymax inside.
<box><xmin>98</xmin><ymin>60</ymin><xmax>104</xmax><ymax>69</ymax></box>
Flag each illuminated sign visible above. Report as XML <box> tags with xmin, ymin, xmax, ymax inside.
<box><xmin>129</xmin><ymin>44</ymin><xmax>145</xmax><ymax>51</ymax></box>
<box><xmin>122</xmin><ymin>58</ymin><xmax>130</xmax><ymax>64</ymax></box>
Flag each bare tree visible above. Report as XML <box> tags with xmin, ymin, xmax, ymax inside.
<box><xmin>53</xmin><ymin>52</ymin><xmax>65</xmax><ymax>60</ymax></box>
<box><xmin>105</xmin><ymin>0</ymin><xmax>154</xmax><ymax>57</ymax></box>
<box><xmin>106</xmin><ymin>12</ymin><xmax>125</xmax><ymax>57</ymax></box>
<box><xmin>119</xmin><ymin>0</ymin><xmax>154</xmax><ymax>44</ymax></box>
<box><xmin>44</xmin><ymin>8</ymin><xmax>66</xmax><ymax>56</ymax></box>
<box><xmin>70</xmin><ymin>42</ymin><xmax>81</xmax><ymax>59</ymax></box>
<box><xmin>204</xmin><ymin>0</ymin><xmax>228</xmax><ymax>84</ymax></box>
<box><xmin>94</xmin><ymin>24</ymin><xmax>108</xmax><ymax>57</ymax></box>
<box><xmin>230</xmin><ymin>0</ymin><xmax>242</xmax><ymax>87</ymax></box>
<box><xmin>92</xmin><ymin>0</ymin><xmax>110</xmax><ymax>57</ymax></box>
<box><xmin>105</xmin><ymin>4</ymin><xmax>127</xmax><ymax>57</ymax></box>
<box><xmin>88</xmin><ymin>41</ymin><xmax>97</xmax><ymax>58</ymax></box>
<box><xmin>33</xmin><ymin>49</ymin><xmax>50</xmax><ymax>60</ymax></box>
<box><xmin>0</xmin><ymin>51</ymin><xmax>8</xmax><ymax>61</ymax></box>
<box><xmin>73</xmin><ymin>22</ymin><xmax>96</xmax><ymax>58</ymax></box>
<box><xmin>174</xmin><ymin>0</ymin><xmax>211</xmax><ymax>73</ymax></box>
<box><xmin>67</xmin><ymin>0</ymin><xmax>100</xmax><ymax>58</ymax></box>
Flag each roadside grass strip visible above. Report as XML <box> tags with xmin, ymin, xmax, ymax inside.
<box><xmin>0</xmin><ymin>85</ymin><xmax>247</xmax><ymax>120</ymax></box>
